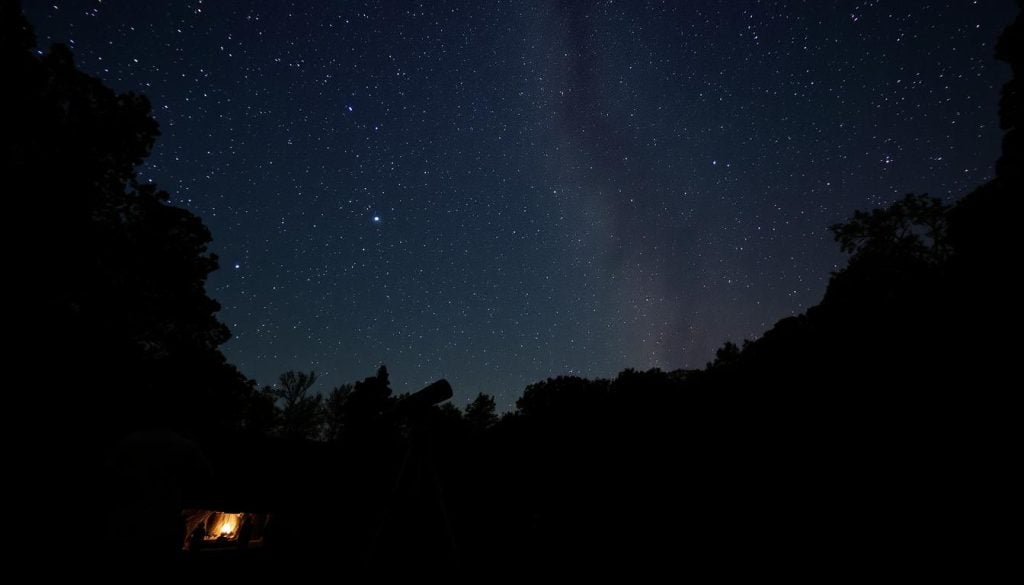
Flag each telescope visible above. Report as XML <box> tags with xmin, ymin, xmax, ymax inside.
<box><xmin>393</xmin><ymin>379</ymin><xmax>453</xmax><ymax>418</ymax></box>
<box><xmin>370</xmin><ymin>378</ymin><xmax>459</xmax><ymax>567</ymax></box>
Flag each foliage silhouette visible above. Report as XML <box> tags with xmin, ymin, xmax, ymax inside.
<box><xmin>830</xmin><ymin>193</ymin><xmax>951</xmax><ymax>264</ymax></box>
<box><xmin>267</xmin><ymin>370</ymin><xmax>324</xmax><ymax>440</ymax></box>
<box><xmin>7</xmin><ymin>1</ymin><xmax>249</xmax><ymax>440</ymax></box>
<box><xmin>323</xmin><ymin>382</ymin><xmax>354</xmax><ymax>442</ymax></box>
<box><xmin>708</xmin><ymin>340</ymin><xmax>741</xmax><ymax>368</ymax></box>
<box><xmin>464</xmin><ymin>392</ymin><xmax>498</xmax><ymax>430</ymax></box>
<box><xmin>240</xmin><ymin>384</ymin><xmax>280</xmax><ymax>435</ymax></box>
<box><xmin>328</xmin><ymin>365</ymin><xmax>396</xmax><ymax>443</ymax></box>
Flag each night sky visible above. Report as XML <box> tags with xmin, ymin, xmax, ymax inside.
<box><xmin>26</xmin><ymin>1</ymin><xmax>1016</xmax><ymax>408</ymax></box>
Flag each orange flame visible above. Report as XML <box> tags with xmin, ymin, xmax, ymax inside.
<box><xmin>206</xmin><ymin>513</ymin><xmax>244</xmax><ymax>539</ymax></box>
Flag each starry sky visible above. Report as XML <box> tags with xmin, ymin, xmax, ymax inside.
<box><xmin>26</xmin><ymin>1</ymin><xmax>1016</xmax><ymax>408</ymax></box>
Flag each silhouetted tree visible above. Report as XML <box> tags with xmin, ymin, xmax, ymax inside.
<box><xmin>268</xmin><ymin>370</ymin><xmax>324</xmax><ymax>440</ymax></box>
<box><xmin>516</xmin><ymin>376</ymin><xmax>609</xmax><ymax>419</ymax></box>
<box><xmin>709</xmin><ymin>340</ymin><xmax>741</xmax><ymax>368</ymax></box>
<box><xmin>822</xmin><ymin>193</ymin><xmax>953</xmax><ymax>315</ymax></box>
<box><xmin>241</xmin><ymin>383</ymin><xmax>279</xmax><ymax>435</ymax></box>
<box><xmin>464</xmin><ymin>393</ymin><xmax>498</xmax><ymax>430</ymax></box>
<box><xmin>323</xmin><ymin>383</ymin><xmax>353</xmax><ymax>442</ymax></box>
<box><xmin>322</xmin><ymin>365</ymin><xmax>397</xmax><ymax>446</ymax></box>
<box><xmin>348</xmin><ymin>365</ymin><xmax>394</xmax><ymax>419</ymax></box>
<box><xmin>830</xmin><ymin>193</ymin><xmax>950</xmax><ymax>265</ymax></box>
<box><xmin>6</xmin><ymin>2</ymin><xmax>249</xmax><ymax>438</ymax></box>
<box><xmin>435</xmin><ymin>402</ymin><xmax>465</xmax><ymax>423</ymax></box>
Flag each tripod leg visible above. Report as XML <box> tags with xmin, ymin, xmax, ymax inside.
<box><xmin>427</xmin><ymin>458</ymin><xmax>460</xmax><ymax>568</ymax></box>
<box><xmin>365</xmin><ymin>444</ymin><xmax>414</xmax><ymax>566</ymax></box>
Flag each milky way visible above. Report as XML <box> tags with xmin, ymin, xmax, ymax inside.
<box><xmin>27</xmin><ymin>1</ymin><xmax>1016</xmax><ymax>407</ymax></box>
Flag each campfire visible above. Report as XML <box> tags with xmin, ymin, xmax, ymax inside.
<box><xmin>183</xmin><ymin>510</ymin><xmax>268</xmax><ymax>550</ymax></box>
<box><xmin>206</xmin><ymin>512</ymin><xmax>244</xmax><ymax>539</ymax></box>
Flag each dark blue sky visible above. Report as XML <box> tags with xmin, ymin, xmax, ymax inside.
<box><xmin>27</xmin><ymin>1</ymin><xmax>1016</xmax><ymax>408</ymax></box>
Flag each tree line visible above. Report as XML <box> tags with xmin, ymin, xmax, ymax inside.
<box><xmin>242</xmin><ymin>364</ymin><xmax>498</xmax><ymax>441</ymax></box>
